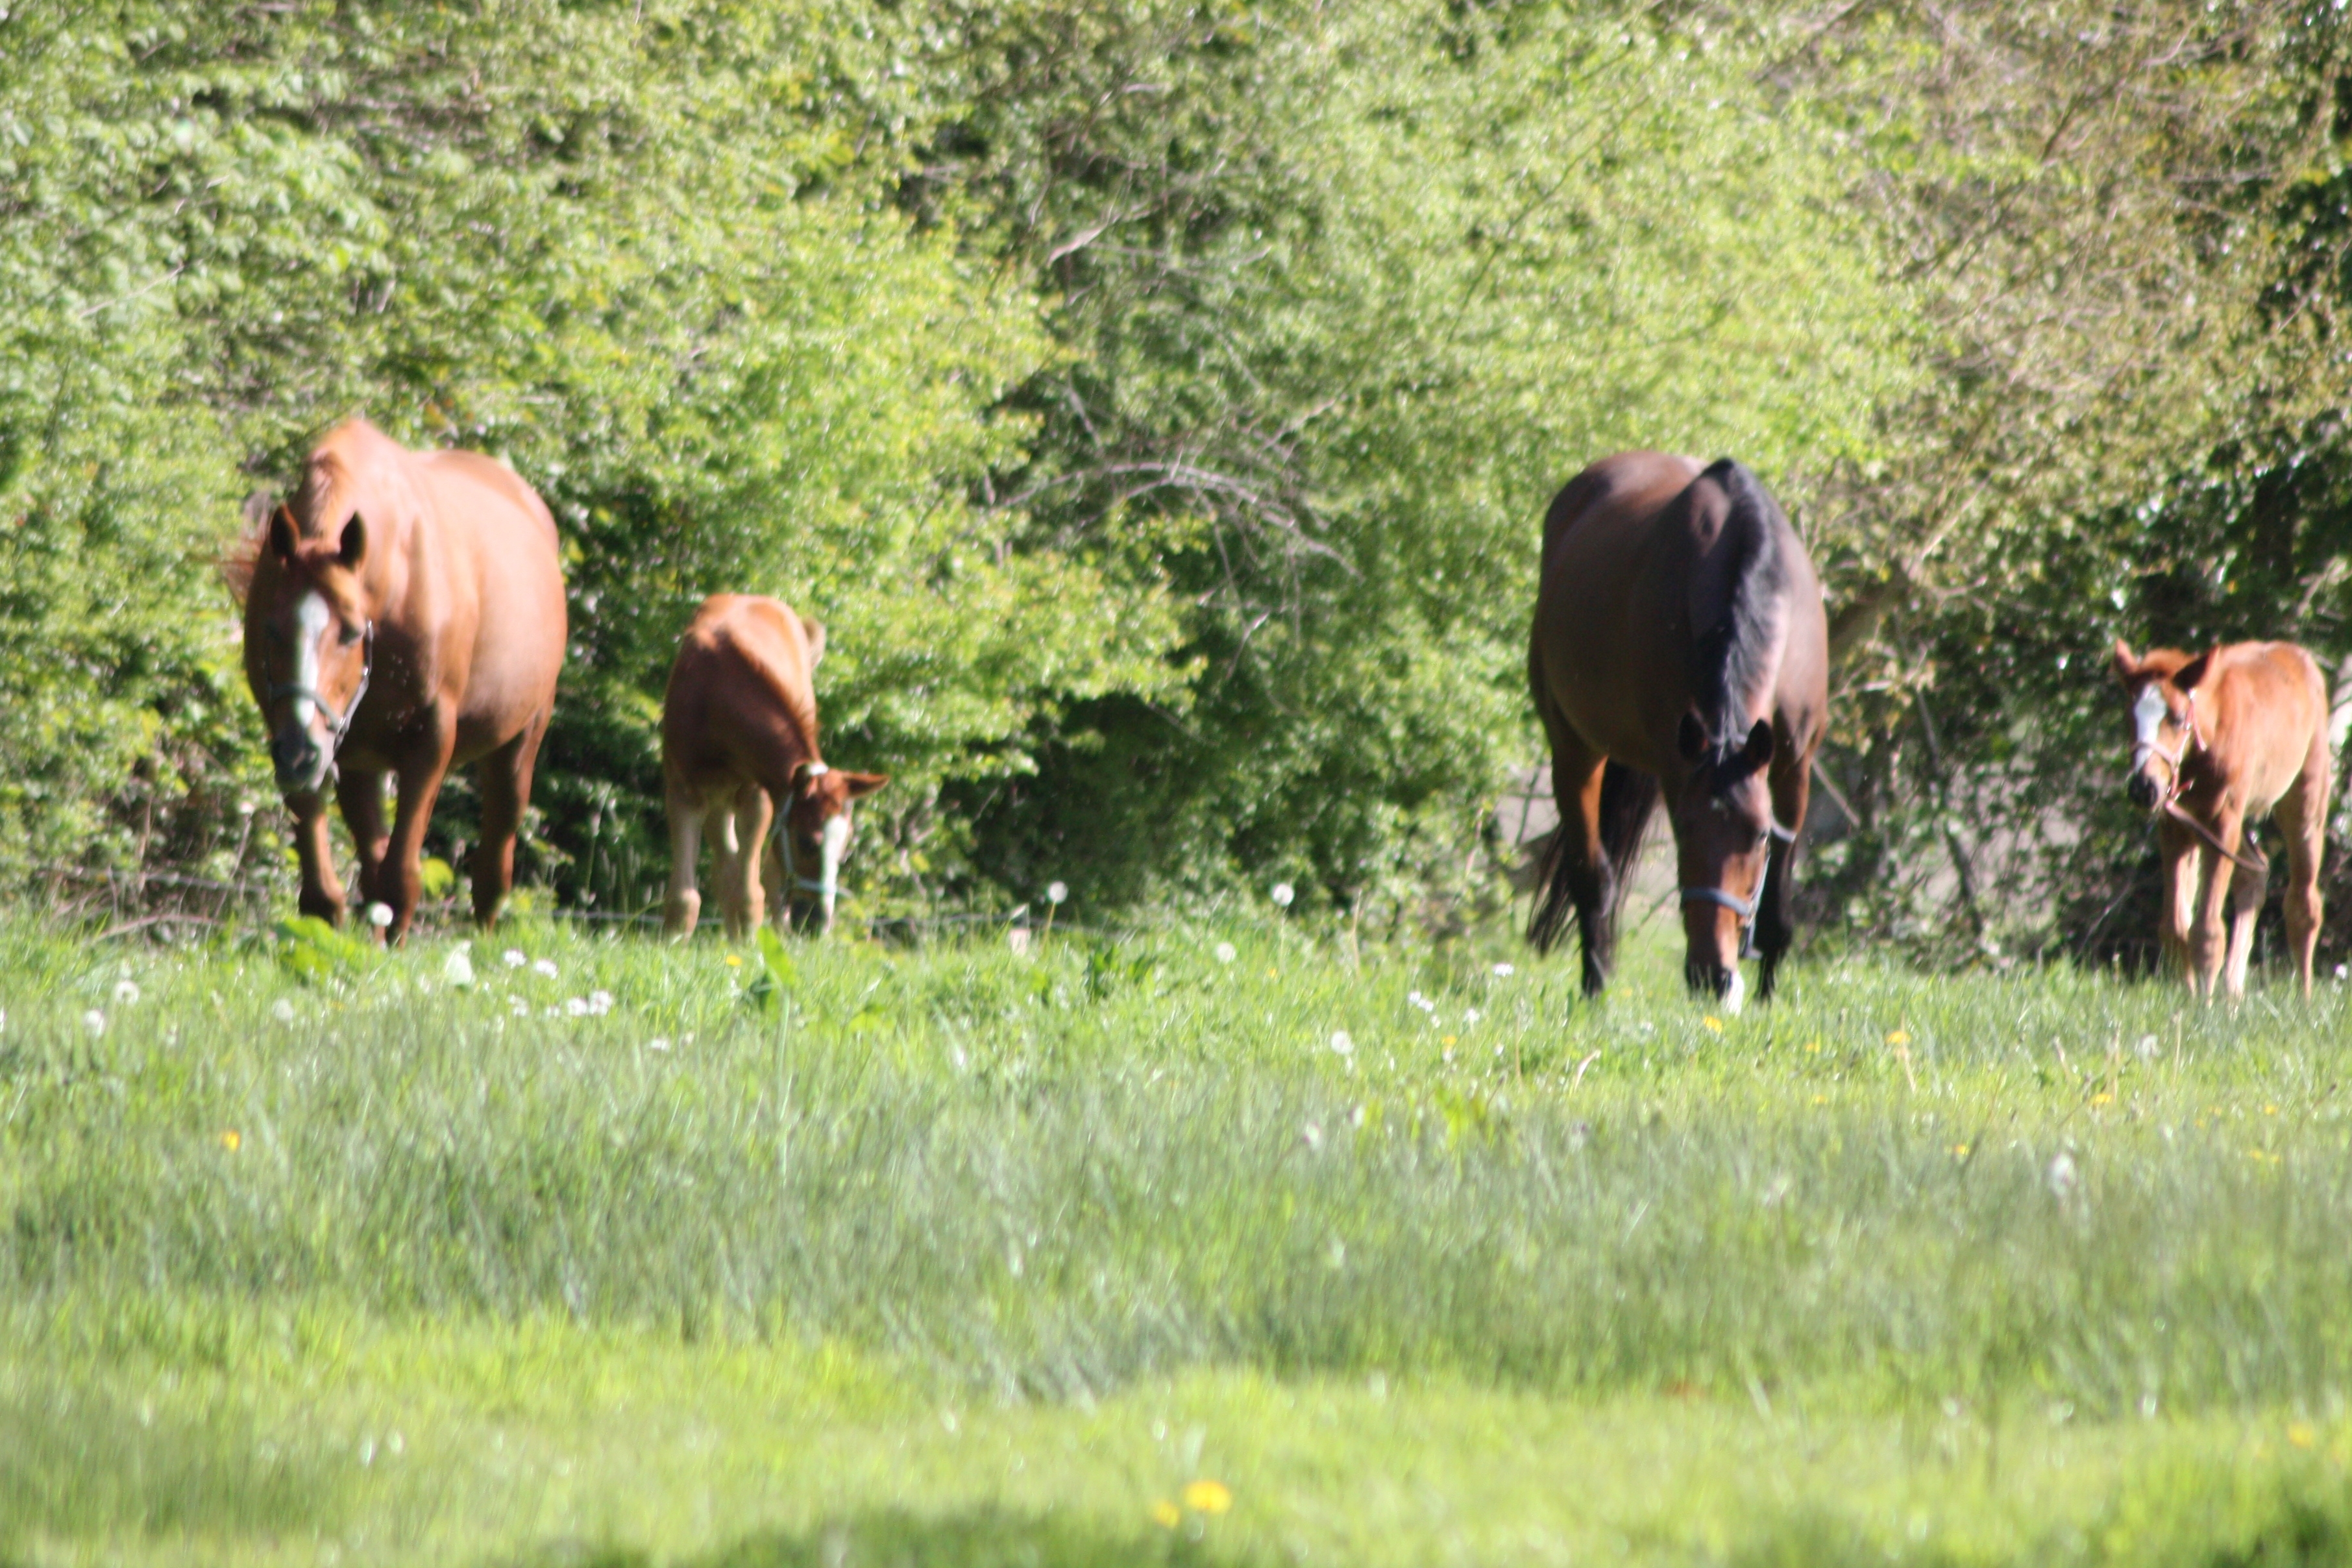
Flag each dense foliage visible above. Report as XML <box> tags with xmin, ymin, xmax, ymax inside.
<box><xmin>5</xmin><ymin>0</ymin><xmax>2351</xmax><ymax>948</ymax></box>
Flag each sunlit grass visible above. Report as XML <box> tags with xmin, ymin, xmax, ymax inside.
<box><xmin>4</xmin><ymin>911</ymin><xmax>2352</xmax><ymax>1564</ymax></box>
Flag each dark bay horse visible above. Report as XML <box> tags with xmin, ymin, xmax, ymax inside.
<box><xmin>661</xmin><ymin>594</ymin><xmax>887</xmax><ymax>938</ymax></box>
<box><xmin>2111</xmin><ymin>639</ymin><xmax>2329</xmax><ymax>998</ymax></box>
<box><xmin>232</xmin><ymin>418</ymin><xmax>567</xmax><ymax>940</ymax></box>
<box><xmin>1526</xmin><ymin>452</ymin><xmax>1829</xmax><ymax>1009</ymax></box>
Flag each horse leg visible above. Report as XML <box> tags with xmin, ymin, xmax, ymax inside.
<box><xmin>2187</xmin><ymin>813</ymin><xmax>2245</xmax><ymax>1001</ymax></box>
<box><xmin>2275</xmin><ymin>728</ymin><xmax>2331</xmax><ymax>998</ymax></box>
<box><xmin>471</xmin><ymin>715</ymin><xmax>547</xmax><ymax>929</ymax></box>
<box><xmin>663</xmin><ymin>783</ymin><xmax>705</xmax><ymax>937</ymax></box>
<box><xmin>1755</xmin><ymin>748</ymin><xmax>1813</xmax><ymax>1003</ymax></box>
<box><xmin>709</xmin><ymin>799</ymin><xmax>748</xmax><ymax>938</ymax></box>
<box><xmin>724</xmin><ymin>780</ymin><xmax>774</xmax><ymax>938</ymax></box>
<box><xmin>1549</xmin><ymin>740</ymin><xmax>1614</xmax><ymax>998</ymax></box>
<box><xmin>336</xmin><ymin>768</ymin><xmax>389</xmax><ymax>918</ymax></box>
<box><xmin>2223</xmin><ymin>842</ymin><xmax>2270</xmax><ymax>999</ymax></box>
<box><xmin>288</xmin><ymin>794</ymin><xmax>347</xmax><ymax>925</ymax></box>
<box><xmin>380</xmin><ymin>726</ymin><xmax>454</xmax><ymax>944</ymax></box>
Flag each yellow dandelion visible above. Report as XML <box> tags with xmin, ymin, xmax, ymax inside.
<box><xmin>1266</xmin><ymin>969</ymin><xmax>1279</xmax><ymax>979</ymax></box>
<box><xmin>1804</xmin><ymin>1040</ymin><xmax>1823</xmax><ymax>1053</ymax></box>
<box><xmin>1182</xmin><ymin>1478</ymin><xmax>1233</xmax><ymax>1515</ymax></box>
<box><xmin>1885</xmin><ymin>1029</ymin><xmax>1912</xmax><ymax>1047</ymax></box>
<box><xmin>1149</xmin><ymin>1499</ymin><xmax>1181</xmax><ymax>1529</ymax></box>
<box><xmin>725</xmin><ymin>954</ymin><xmax>742</xmax><ymax>967</ymax></box>
<box><xmin>2290</xmin><ymin>1422</ymin><xmax>2318</xmax><ymax>1449</ymax></box>
<box><xmin>2089</xmin><ymin>1092</ymin><xmax>2113</xmax><ymax>1108</ymax></box>
<box><xmin>219</xmin><ymin>1129</ymin><xmax>241</xmax><ymax>1152</ymax></box>
<box><xmin>1702</xmin><ymin>1016</ymin><xmax>1724</xmax><ymax>1033</ymax></box>
<box><xmin>1441</xmin><ymin>1034</ymin><xmax>1458</xmax><ymax>1046</ymax></box>
<box><xmin>1951</xmin><ymin>1143</ymin><xmax>1969</xmax><ymax>1157</ymax></box>
<box><xmin>1811</xmin><ymin>1093</ymin><xmax>1830</xmax><ymax>1106</ymax></box>
<box><xmin>2266</xmin><ymin>1104</ymin><xmax>2280</xmax><ymax>1116</ymax></box>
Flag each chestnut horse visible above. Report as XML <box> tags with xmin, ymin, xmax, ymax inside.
<box><xmin>2111</xmin><ymin>639</ymin><xmax>2329</xmax><ymax>998</ymax></box>
<box><xmin>661</xmin><ymin>594</ymin><xmax>887</xmax><ymax>938</ymax></box>
<box><xmin>232</xmin><ymin>418</ymin><xmax>567</xmax><ymax>941</ymax></box>
<box><xmin>1527</xmin><ymin>453</ymin><xmax>1829</xmax><ymax>1008</ymax></box>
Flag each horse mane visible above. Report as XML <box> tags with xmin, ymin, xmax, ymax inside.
<box><xmin>219</xmin><ymin>491</ymin><xmax>276</xmax><ymax>609</ymax></box>
<box><xmin>1688</xmin><ymin>458</ymin><xmax>1788</xmax><ymax>743</ymax></box>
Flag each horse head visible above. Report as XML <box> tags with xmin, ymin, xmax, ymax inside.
<box><xmin>778</xmin><ymin>761</ymin><xmax>888</xmax><ymax>932</ymax></box>
<box><xmin>247</xmin><ymin>505</ymin><xmax>374</xmax><ymax>798</ymax></box>
<box><xmin>2111</xmin><ymin>639</ymin><xmax>2214</xmax><ymax>813</ymax></box>
<box><xmin>1673</xmin><ymin>711</ymin><xmax>1778</xmax><ymax>1007</ymax></box>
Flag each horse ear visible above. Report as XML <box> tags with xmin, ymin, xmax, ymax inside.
<box><xmin>800</xmin><ymin>615</ymin><xmax>826</xmax><ymax>668</ymax></box>
<box><xmin>2111</xmin><ymin>639</ymin><xmax>2141</xmax><ymax>682</ymax></box>
<box><xmin>842</xmin><ymin>771</ymin><xmax>888</xmax><ymax>800</ymax></box>
<box><xmin>2175</xmin><ymin>648</ymin><xmax>2216</xmax><ymax>692</ymax></box>
<box><xmin>269</xmin><ymin>506</ymin><xmax>299</xmax><ymax>561</ymax></box>
<box><xmin>337</xmin><ymin>515</ymin><xmax>366</xmax><ymax>570</ymax></box>
<box><xmin>1677</xmin><ymin>712</ymin><xmax>1706</xmax><ymax>761</ymax></box>
<box><xmin>1741</xmin><ymin>718</ymin><xmax>1775</xmax><ymax>770</ymax></box>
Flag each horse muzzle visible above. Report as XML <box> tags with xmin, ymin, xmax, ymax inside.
<box><xmin>2126</xmin><ymin>771</ymin><xmax>2162</xmax><ymax>811</ymax></box>
<box><xmin>271</xmin><ymin>727</ymin><xmax>330</xmax><ymax>795</ymax></box>
<box><xmin>1684</xmin><ymin>957</ymin><xmax>1746</xmax><ymax>1012</ymax></box>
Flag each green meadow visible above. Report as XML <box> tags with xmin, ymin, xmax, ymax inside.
<box><xmin>5</xmin><ymin>910</ymin><xmax>2352</xmax><ymax>1566</ymax></box>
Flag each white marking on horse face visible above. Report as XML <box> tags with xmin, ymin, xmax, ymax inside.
<box><xmin>819</xmin><ymin>813</ymin><xmax>851</xmax><ymax>921</ymax></box>
<box><xmin>1722</xmin><ymin>969</ymin><xmax>1746</xmax><ymax>1016</ymax></box>
<box><xmin>2132</xmin><ymin>683</ymin><xmax>2168</xmax><ymax>749</ymax></box>
<box><xmin>290</xmin><ymin>591</ymin><xmax>330</xmax><ymax>732</ymax></box>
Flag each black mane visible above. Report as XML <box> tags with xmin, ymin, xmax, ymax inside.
<box><xmin>1689</xmin><ymin>458</ymin><xmax>1787</xmax><ymax>754</ymax></box>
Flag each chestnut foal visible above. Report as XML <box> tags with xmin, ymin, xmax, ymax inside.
<box><xmin>661</xmin><ymin>594</ymin><xmax>887</xmax><ymax>938</ymax></box>
<box><xmin>2112</xmin><ymin>639</ymin><xmax>2329</xmax><ymax>998</ymax></box>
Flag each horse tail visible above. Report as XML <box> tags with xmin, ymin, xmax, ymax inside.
<box><xmin>1526</xmin><ymin>759</ymin><xmax>1659</xmax><ymax>955</ymax></box>
<box><xmin>1595</xmin><ymin>761</ymin><xmax>1660</xmax><ymax>943</ymax></box>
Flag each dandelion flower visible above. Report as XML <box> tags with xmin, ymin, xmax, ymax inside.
<box><xmin>1213</xmin><ymin>942</ymin><xmax>1236</xmax><ymax>964</ymax></box>
<box><xmin>1182</xmin><ymin>1479</ymin><xmax>1233</xmax><ymax>1515</ymax></box>
<box><xmin>565</xmin><ymin>997</ymin><xmax>589</xmax><ymax>1018</ymax></box>
<box><xmin>648</xmin><ymin>1036</ymin><xmax>672</xmax><ymax>1053</ymax></box>
<box><xmin>1492</xmin><ymin>962</ymin><xmax>1514</xmax><ymax>977</ymax></box>
<box><xmin>219</xmin><ymin>1129</ymin><xmax>241</xmax><ymax>1152</ymax></box>
<box><xmin>725</xmin><ymin>953</ymin><xmax>743</xmax><ymax>968</ymax></box>
<box><xmin>1804</xmin><ymin>1040</ymin><xmax>1823</xmax><ymax>1053</ymax></box>
<box><xmin>1441</xmin><ymin>1034</ymin><xmax>1458</xmax><ymax>1046</ymax></box>
<box><xmin>2047</xmin><ymin>1150</ymin><xmax>2079</xmax><ymax>1197</ymax></box>
<box><xmin>113</xmin><ymin>978</ymin><xmax>140</xmax><ymax>1007</ymax></box>
<box><xmin>1329</xmin><ymin>1030</ymin><xmax>1354</xmax><ymax>1057</ymax></box>
<box><xmin>1886</xmin><ymin>1029</ymin><xmax>1912</xmax><ymax>1047</ymax></box>
<box><xmin>1149</xmin><ymin>1500</ymin><xmax>1181</xmax><ymax>1529</ymax></box>
<box><xmin>2290</xmin><ymin>1422</ymin><xmax>2318</xmax><ymax>1449</ymax></box>
<box><xmin>532</xmin><ymin>958</ymin><xmax>559</xmax><ymax>980</ymax></box>
<box><xmin>367</xmin><ymin>902</ymin><xmax>393</xmax><ymax>929</ymax></box>
<box><xmin>1270</xmin><ymin>882</ymin><xmax>1294</xmax><ymax>908</ymax></box>
<box><xmin>1951</xmin><ymin>1143</ymin><xmax>1970</xmax><ymax>1157</ymax></box>
<box><xmin>1046</xmin><ymin>881</ymin><xmax>1068</xmax><ymax>905</ymax></box>
<box><xmin>2089</xmin><ymin>1092</ymin><xmax>2113</xmax><ymax>1108</ymax></box>
<box><xmin>503</xmin><ymin>949</ymin><xmax>526</xmax><ymax>968</ymax></box>
<box><xmin>82</xmin><ymin>1009</ymin><xmax>105</xmax><ymax>1038</ymax></box>
<box><xmin>270</xmin><ymin>998</ymin><xmax>296</xmax><ymax>1024</ymax></box>
<box><xmin>588</xmin><ymin>990</ymin><xmax>614</xmax><ymax>1015</ymax></box>
<box><xmin>1702</xmin><ymin>1016</ymin><xmax>1723</xmax><ymax>1033</ymax></box>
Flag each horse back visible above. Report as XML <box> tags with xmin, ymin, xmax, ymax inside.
<box><xmin>2205</xmin><ymin>641</ymin><xmax>2330</xmax><ymax>816</ymax></box>
<box><xmin>663</xmin><ymin>594</ymin><xmax>824</xmax><ymax>802</ymax></box>
<box><xmin>405</xmin><ymin>448</ymin><xmax>567</xmax><ymax>746</ymax></box>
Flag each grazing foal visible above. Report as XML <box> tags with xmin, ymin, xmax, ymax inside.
<box><xmin>2112</xmin><ymin>639</ymin><xmax>2329</xmax><ymax>998</ymax></box>
<box><xmin>661</xmin><ymin>594</ymin><xmax>886</xmax><ymax>938</ymax></box>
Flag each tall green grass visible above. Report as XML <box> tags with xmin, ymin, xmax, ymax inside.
<box><xmin>5</xmin><ymin>913</ymin><xmax>2352</xmax><ymax>1563</ymax></box>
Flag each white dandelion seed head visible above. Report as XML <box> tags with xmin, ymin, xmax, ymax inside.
<box><xmin>1271</xmin><ymin>881</ymin><xmax>1295</xmax><ymax>908</ymax></box>
<box><xmin>503</xmin><ymin>949</ymin><xmax>526</xmax><ymax>968</ymax></box>
<box><xmin>1492</xmin><ymin>962</ymin><xmax>1515</xmax><ymax>978</ymax></box>
<box><xmin>1329</xmin><ymin>1029</ymin><xmax>1354</xmax><ymax>1057</ymax></box>
<box><xmin>509</xmin><ymin>996</ymin><xmax>530</xmax><ymax>1017</ymax></box>
<box><xmin>443</xmin><ymin>951</ymin><xmax>475</xmax><ymax>988</ymax></box>
<box><xmin>647</xmin><ymin>1036</ymin><xmax>672</xmax><ymax>1053</ymax></box>
<box><xmin>270</xmin><ymin>998</ymin><xmax>296</xmax><ymax>1024</ymax></box>
<box><xmin>112</xmin><ymin>979</ymin><xmax>140</xmax><ymax>1007</ymax></box>
<box><xmin>531</xmin><ymin>958</ymin><xmax>559</xmax><ymax>980</ymax></box>
<box><xmin>1464</xmin><ymin>1009</ymin><xmax>1480</xmax><ymax>1025</ymax></box>
<box><xmin>366</xmin><ymin>902</ymin><xmax>393</xmax><ymax>929</ymax></box>
<box><xmin>1213</xmin><ymin>942</ymin><xmax>1237</xmax><ymax>965</ymax></box>
<box><xmin>2047</xmin><ymin>1149</ymin><xmax>2079</xmax><ymax>1198</ymax></box>
<box><xmin>564</xmin><ymin>997</ymin><xmax>589</xmax><ymax>1018</ymax></box>
<box><xmin>1046</xmin><ymin>881</ymin><xmax>1068</xmax><ymax>906</ymax></box>
<box><xmin>588</xmin><ymin>990</ymin><xmax>613</xmax><ymax>1016</ymax></box>
<box><xmin>82</xmin><ymin>1009</ymin><xmax>106</xmax><ymax>1038</ymax></box>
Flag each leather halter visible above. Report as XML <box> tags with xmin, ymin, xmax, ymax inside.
<box><xmin>269</xmin><ymin>620</ymin><xmax>374</xmax><ymax>777</ymax></box>
<box><xmin>2135</xmin><ymin>685</ymin><xmax>2266</xmax><ymax>875</ymax></box>
<box><xmin>1681</xmin><ymin>821</ymin><xmax>1796</xmax><ymax>959</ymax></box>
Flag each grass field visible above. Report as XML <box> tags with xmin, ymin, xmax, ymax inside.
<box><xmin>5</xmin><ymin>905</ymin><xmax>2352</xmax><ymax>1565</ymax></box>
